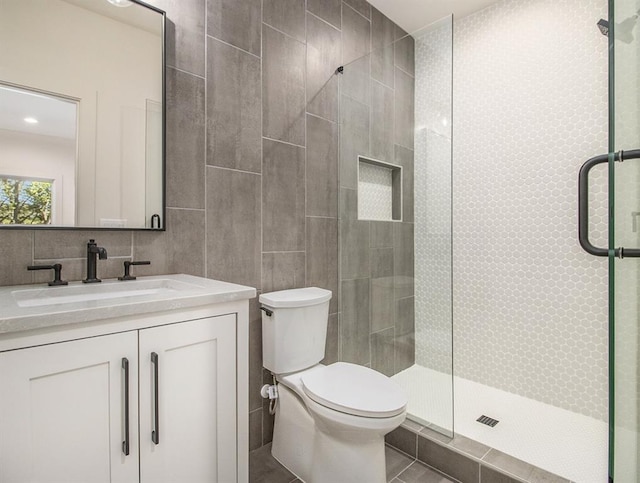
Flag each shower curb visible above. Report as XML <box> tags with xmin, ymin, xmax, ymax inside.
<box><xmin>385</xmin><ymin>421</ymin><xmax>575</xmax><ymax>483</ymax></box>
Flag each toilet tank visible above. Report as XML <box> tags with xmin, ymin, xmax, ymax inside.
<box><xmin>260</xmin><ymin>287</ymin><xmax>332</xmax><ymax>375</ymax></box>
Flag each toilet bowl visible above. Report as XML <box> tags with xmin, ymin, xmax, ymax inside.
<box><xmin>260</xmin><ymin>288</ymin><xmax>408</xmax><ymax>483</ymax></box>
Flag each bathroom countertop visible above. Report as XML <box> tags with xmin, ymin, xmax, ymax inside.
<box><xmin>0</xmin><ymin>274</ymin><xmax>256</xmax><ymax>335</ymax></box>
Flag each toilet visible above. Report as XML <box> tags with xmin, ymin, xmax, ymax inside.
<box><xmin>260</xmin><ymin>287</ymin><xmax>408</xmax><ymax>483</ymax></box>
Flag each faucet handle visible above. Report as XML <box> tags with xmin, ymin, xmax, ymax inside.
<box><xmin>28</xmin><ymin>263</ymin><xmax>68</xmax><ymax>286</ymax></box>
<box><xmin>118</xmin><ymin>260</ymin><xmax>151</xmax><ymax>281</ymax></box>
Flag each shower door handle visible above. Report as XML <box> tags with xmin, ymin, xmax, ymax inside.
<box><xmin>579</xmin><ymin>149</ymin><xmax>640</xmax><ymax>258</ymax></box>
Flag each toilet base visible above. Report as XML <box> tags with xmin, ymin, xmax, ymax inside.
<box><xmin>311</xmin><ymin>428</ymin><xmax>386</xmax><ymax>483</ymax></box>
<box><xmin>271</xmin><ymin>383</ymin><xmax>400</xmax><ymax>483</ymax></box>
<box><xmin>271</xmin><ymin>384</ymin><xmax>315</xmax><ymax>482</ymax></box>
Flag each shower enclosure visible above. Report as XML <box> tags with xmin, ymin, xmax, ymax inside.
<box><xmin>605</xmin><ymin>0</ymin><xmax>640</xmax><ymax>480</ymax></box>
<box><xmin>337</xmin><ymin>0</ymin><xmax>640</xmax><ymax>481</ymax></box>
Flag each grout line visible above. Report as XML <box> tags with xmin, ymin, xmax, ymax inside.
<box><xmin>306</xmin><ymin>111</ymin><xmax>337</xmax><ymax>124</ymax></box>
<box><xmin>205</xmin><ymin>165</ymin><xmax>261</xmax><ymax>176</ymax></box>
<box><xmin>306</xmin><ymin>10</ymin><xmax>341</xmax><ymax>33</ymax></box>
<box><xmin>206</xmin><ymin>34</ymin><xmax>261</xmax><ymax>60</ymax></box>
<box><xmin>165</xmin><ymin>207</ymin><xmax>205</xmax><ymax>212</ymax></box>
<box><xmin>342</xmin><ymin>1</ymin><xmax>370</xmax><ymax>23</ymax></box>
<box><xmin>262</xmin><ymin>136</ymin><xmax>306</xmax><ymax>149</ymax></box>
<box><xmin>167</xmin><ymin>64</ymin><xmax>206</xmax><ymax>80</ymax></box>
<box><xmin>262</xmin><ymin>20</ymin><xmax>305</xmax><ymax>44</ymax></box>
<box><xmin>262</xmin><ymin>250</ymin><xmax>306</xmax><ymax>255</ymax></box>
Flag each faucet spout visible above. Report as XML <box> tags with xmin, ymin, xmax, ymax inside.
<box><xmin>83</xmin><ymin>239</ymin><xmax>108</xmax><ymax>283</ymax></box>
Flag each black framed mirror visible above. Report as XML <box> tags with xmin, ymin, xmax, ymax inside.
<box><xmin>0</xmin><ymin>0</ymin><xmax>165</xmax><ymax>230</ymax></box>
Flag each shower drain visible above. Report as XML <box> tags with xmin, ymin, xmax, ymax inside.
<box><xmin>476</xmin><ymin>415</ymin><xmax>500</xmax><ymax>427</ymax></box>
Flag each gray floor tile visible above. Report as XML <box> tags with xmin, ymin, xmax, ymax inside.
<box><xmin>249</xmin><ymin>444</ymin><xmax>296</xmax><ymax>483</ymax></box>
<box><xmin>386</xmin><ymin>445</ymin><xmax>415</xmax><ymax>482</ymax></box>
<box><xmin>397</xmin><ymin>461</ymin><xmax>455</xmax><ymax>483</ymax></box>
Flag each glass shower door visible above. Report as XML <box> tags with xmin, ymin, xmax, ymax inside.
<box><xmin>611</xmin><ymin>0</ymin><xmax>640</xmax><ymax>480</ymax></box>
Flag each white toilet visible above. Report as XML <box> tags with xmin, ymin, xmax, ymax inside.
<box><xmin>260</xmin><ymin>287</ymin><xmax>408</xmax><ymax>483</ymax></box>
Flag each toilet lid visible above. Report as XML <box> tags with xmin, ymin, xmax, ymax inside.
<box><xmin>301</xmin><ymin>362</ymin><xmax>407</xmax><ymax>418</ymax></box>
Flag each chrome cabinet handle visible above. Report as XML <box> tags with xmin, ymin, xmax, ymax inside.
<box><xmin>122</xmin><ymin>357</ymin><xmax>130</xmax><ymax>456</ymax></box>
<box><xmin>151</xmin><ymin>352</ymin><xmax>159</xmax><ymax>445</ymax></box>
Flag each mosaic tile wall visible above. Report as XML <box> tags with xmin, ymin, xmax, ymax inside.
<box><xmin>450</xmin><ymin>0</ymin><xmax>610</xmax><ymax>420</ymax></box>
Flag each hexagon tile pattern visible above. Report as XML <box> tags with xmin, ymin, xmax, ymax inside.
<box><xmin>416</xmin><ymin>0</ymin><xmax>610</xmax><ymax>421</ymax></box>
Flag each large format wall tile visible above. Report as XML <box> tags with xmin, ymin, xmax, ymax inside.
<box><xmin>395</xmin><ymin>68</ymin><xmax>415</xmax><ymax>149</ymax></box>
<box><xmin>149</xmin><ymin>0</ymin><xmax>206</xmax><ymax>77</ymax></box>
<box><xmin>262</xmin><ymin>139</ymin><xmax>305</xmax><ymax>252</ymax></box>
<box><xmin>306</xmin><ymin>217</ymin><xmax>338</xmax><ymax>314</ymax></box>
<box><xmin>263</xmin><ymin>0</ymin><xmax>306</xmax><ymax>43</ymax></box>
<box><xmin>207</xmin><ymin>38</ymin><xmax>261</xmax><ymax>173</ymax></box>
<box><xmin>306</xmin><ymin>13</ymin><xmax>341</xmax><ymax>122</ymax></box>
<box><xmin>166</xmin><ymin>68</ymin><xmax>205</xmax><ymax>209</ymax></box>
<box><xmin>341</xmin><ymin>55</ymin><xmax>370</xmax><ymax>108</ymax></box>
<box><xmin>133</xmin><ymin>208</ymin><xmax>205</xmax><ymax>277</ymax></box>
<box><xmin>371</xmin><ymin>80</ymin><xmax>394</xmax><ymax>162</ymax></box>
<box><xmin>395</xmin><ymin>35</ymin><xmax>415</xmax><ymax>76</ymax></box>
<box><xmin>341</xmin><ymin>278</ymin><xmax>371</xmax><ymax>365</ymax></box>
<box><xmin>207</xmin><ymin>0</ymin><xmax>261</xmax><ymax>56</ymax></box>
<box><xmin>307</xmin><ymin>0</ymin><xmax>342</xmax><ymax>30</ymax></box>
<box><xmin>34</xmin><ymin>231</ymin><xmax>132</xmax><ymax>259</ymax></box>
<box><xmin>371</xmin><ymin>7</ymin><xmax>395</xmax><ymax>88</ymax></box>
<box><xmin>262</xmin><ymin>25</ymin><xmax>306</xmax><ymax>146</ymax></box>
<box><xmin>340</xmin><ymin>95</ymin><xmax>370</xmax><ymax>189</ymax></box>
<box><xmin>344</xmin><ymin>0</ymin><xmax>370</xmax><ymax>19</ymax></box>
<box><xmin>307</xmin><ymin>114</ymin><xmax>338</xmax><ymax>217</ymax></box>
<box><xmin>371</xmin><ymin>327</ymin><xmax>395</xmax><ymax>376</ymax></box>
<box><xmin>262</xmin><ymin>252</ymin><xmax>305</xmax><ymax>293</ymax></box>
<box><xmin>0</xmin><ymin>231</ymin><xmax>33</xmax><ymax>286</ymax></box>
<box><xmin>395</xmin><ymin>296</ymin><xmax>415</xmax><ymax>372</ymax></box>
<box><xmin>371</xmin><ymin>248</ymin><xmax>394</xmax><ymax>332</ymax></box>
<box><xmin>342</xmin><ymin>2</ymin><xmax>370</xmax><ymax>64</ymax></box>
<box><xmin>340</xmin><ymin>189</ymin><xmax>370</xmax><ymax>279</ymax></box>
<box><xmin>206</xmin><ymin>167</ymin><xmax>261</xmax><ymax>288</ymax></box>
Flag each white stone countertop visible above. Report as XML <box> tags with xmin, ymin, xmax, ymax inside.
<box><xmin>0</xmin><ymin>274</ymin><xmax>256</xmax><ymax>335</ymax></box>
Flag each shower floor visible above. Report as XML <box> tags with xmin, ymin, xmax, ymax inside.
<box><xmin>392</xmin><ymin>364</ymin><xmax>608</xmax><ymax>483</ymax></box>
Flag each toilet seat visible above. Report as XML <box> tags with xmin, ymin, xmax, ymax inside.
<box><xmin>300</xmin><ymin>362</ymin><xmax>407</xmax><ymax>418</ymax></box>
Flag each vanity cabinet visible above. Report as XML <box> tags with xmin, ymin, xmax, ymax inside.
<box><xmin>0</xmin><ymin>313</ymin><xmax>240</xmax><ymax>483</ymax></box>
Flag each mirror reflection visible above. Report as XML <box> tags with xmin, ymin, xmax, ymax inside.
<box><xmin>0</xmin><ymin>0</ymin><xmax>164</xmax><ymax>229</ymax></box>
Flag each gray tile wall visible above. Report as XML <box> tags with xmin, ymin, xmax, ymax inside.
<box><xmin>0</xmin><ymin>0</ymin><xmax>413</xmax><ymax>451</ymax></box>
<box><xmin>339</xmin><ymin>8</ymin><xmax>416</xmax><ymax>376</ymax></box>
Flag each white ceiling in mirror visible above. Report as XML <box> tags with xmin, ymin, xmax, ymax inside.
<box><xmin>367</xmin><ymin>0</ymin><xmax>500</xmax><ymax>35</ymax></box>
<box><xmin>61</xmin><ymin>0</ymin><xmax>161</xmax><ymax>34</ymax></box>
<box><xmin>0</xmin><ymin>85</ymin><xmax>76</xmax><ymax>139</ymax></box>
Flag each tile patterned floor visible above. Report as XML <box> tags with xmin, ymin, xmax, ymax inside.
<box><xmin>249</xmin><ymin>443</ymin><xmax>455</xmax><ymax>483</ymax></box>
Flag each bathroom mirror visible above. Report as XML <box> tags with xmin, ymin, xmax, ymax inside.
<box><xmin>0</xmin><ymin>0</ymin><xmax>165</xmax><ymax>230</ymax></box>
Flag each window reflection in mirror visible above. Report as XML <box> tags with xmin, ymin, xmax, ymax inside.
<box><xmin>0</xmin><ymin>0</ymin><xmax>164</xmax><ymax>229</ymax></box>
<box><xmin>0</xmin><ymin>85</ymin><xmax>78</xmax><ymax>226</ymax></box>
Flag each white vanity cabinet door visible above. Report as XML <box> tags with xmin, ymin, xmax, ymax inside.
<box><xmin>139</xmin><ymin>315</ymin><xmax>237</xmax><ymax>483</ymax></box>
<box><xmin>0</xmin><ymin>331</ymin><xmax>139</xmax><ymax>483</ymax></box>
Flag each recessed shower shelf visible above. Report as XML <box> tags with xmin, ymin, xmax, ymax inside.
<box><xmin>357</xmin><ymin>156</ymin><xmax>403</xmax><ymax>222</ymax></box>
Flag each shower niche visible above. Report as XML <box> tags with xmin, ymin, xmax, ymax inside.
<box><xmin>357</xmin><ymin>156</ymin><xmax>403</xmax><ymax>222</ymax></box>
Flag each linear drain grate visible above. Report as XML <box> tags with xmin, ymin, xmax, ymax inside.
<box><xmin>476</xmin><ymin>415</ymin><xmax>499</xmax><ymax>427</ymax></box>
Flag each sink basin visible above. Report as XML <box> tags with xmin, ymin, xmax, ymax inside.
<box><xmin>12</xmin><ymin>278</ymin><xmax>204</xmax><ymax>308</ymax></box>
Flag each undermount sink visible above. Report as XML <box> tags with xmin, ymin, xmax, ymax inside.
<box><xmin>11</xmin><ymin>277</ymin><xmax>204</xmax><ymax>308</ymax></box>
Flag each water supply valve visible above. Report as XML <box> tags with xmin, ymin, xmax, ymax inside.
<box><xmin>260</xmin><ymin>384</ymin><xmax>278</xmax><ymax>400</ymax></box>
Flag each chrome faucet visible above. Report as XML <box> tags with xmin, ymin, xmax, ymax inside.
<box><xmin>83</xmin><ymin>239</ymin><xmax>108</xmax><ymax>283</ymax></box>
